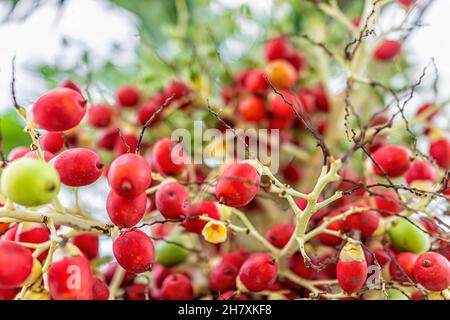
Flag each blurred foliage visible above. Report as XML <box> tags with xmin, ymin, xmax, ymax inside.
<box><xmin>0</xmin><ymin>111</ymin><xmax>30</xmax><ymax>155</ymax></box>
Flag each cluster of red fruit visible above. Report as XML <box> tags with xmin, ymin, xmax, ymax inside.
<box><xmin>1</xmin><ymin>0</ymin><xmax>449</xmax><ymax>301</ymax></box>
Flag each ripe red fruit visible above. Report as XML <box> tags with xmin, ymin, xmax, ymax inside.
<box><xmin>97</xmin><ymin>127</ymin><xmax>119</xmax><ymax>150</ymax></box>
<box><xmin>0</xmin><ymin>288</ymin><xmax>19</xmax><ymax>300</ymax></box>
<box><xmin>107</xmin><ymin>191</ymin><xmax>147</xmax><ymax>228</ymax></box>
<box><xmin>0</xmin><ymin>240</ymin><xmax>33</xmax><ymax>289</ymax></box>
<box><xmin>7</xmin><ymin>146</ymin><xmax>29</xmax><ymax>161</ymax></box>
<box><xmin>413</xmin><ymin>252</ymin><xmax>450</xmax><ymax>292</ymax></box>
<box><xmin>389</xmin><ymin>252</ymin><xmax>418</xmax><ymax>281</ymax></box>
<box><xmin>429</xmin><ymin>138</ymin><xmax>450</xmax><ymax>170</ymax></box>
<box><xmin>336</xmin><ymin>243</ymin><xmax>368</xmax><ymax>293</ymax></box>
<box><xmin>39</xmin><ymin>132</ymin><xmax>64</xmax><ymax>154</ymax></box>
<box><xmin>152</xmin><ymin>264</ymin><xmax>173</xmax><ymax>288</ymax></box>
<box><xmin>417</xmin><ymin>102</ymin><xmax>439</xmax><ymax>121</ymax></box>
<box><xmin>48</xmin><ymin>245</ymin><xmax>94</xmax><ymax>300</ymax></box>
<box><xmin>345</xmin><ymin>209</ymin><xmax>380</xmax><ymax>238</ymax></box>
<box><xmin>160</xmin><ymin>273</ymin><xmax>194</xmax><ymax>300</ymax></box>
<box><xmin>265</xmin><ymin>36</ymin><xmax>291</xmax><ymax>61</ymax></box>
<box><xmin>24</xmin><ymin>150</ymin><xmax>55</xmax><ymax>162</ymax></box>
<box><xmin>114</xmin><ymin>133</ymin><xmax>138</xmax><ymax>155</ymax></box>
<box><xmin>104</xmin><ymin>262</ymin><xmax>135</xmax><ymax>286</ymax></box>
<box><xmin>269</xmin><ymin>91</ymin><xmax>297</xmax><ymax>120</ymax></box>
<box><xmin>288</xmin><ymin>252</ymin><xmax>314</xmax><ymax>279</ymax></box>
<box><xmin>155</xmin><ymin>182</ymin><xmax>190</xmax><ymax>219</ymax></box>
<box><xmin>281</xmin><ymin>163</ymin><xmax>303</xmax><ymax>184</ymax></box>
<box><xmin>216</xmin><ymin>163</ymin><xmax>260</xmax><ymax>207</ymax></box>
<box><xmin>165</xmin><ymin>80</ymin><xmax>191</xmax><ymax>101</ymax></box>
<box><xmin>87</xmin><ymin>104</ymin><xmax>113</xmax><ymax>128</ymax></box>
<box><xmin>238</xmin><ymin>253</ymin><xmax>278</xmax><ymax>292</ymax></box>
<box><xmin>237</xmin><ymin>96</ymin><xmax>267</xmax><ymax>122</ymax></box>
<box><xmin>92</xmin><ymin>277</ymin><xmax>109</xmax><ymax>300</ymax></box>
<box><xmin>71</xmin><ymin>233</ymin><xmax>99</xmax><ymax>260</ymax></box>
<box><xmin>374</xmin><ymin>191</ymin><xmax>402</xmax><ymax>215</ymax></box>
<box><xmin>374</xmin><ymin>40</ymin><xmax>401</xmax><ymax>62</ymax></box>
<box><xmin>108</xmin><ymin>153</ymin><xmax>151</xmax><ymax>198</ymax></box>
<box><xmin>60</xmin><ymin>80</ymin><xmax>82</xmax><ymax>94</ymax></box>
<box><xmin>116</xmin><ymin>85</ymin><xmax>140</xmax><ymax>107</ymax></box>
<box><xmin>265</xmin><ymin>224</ymin><xmax>294</xmax><ymax>249</ymax></box>
<box><xmin>317</xmin><ymin>211</ymin><xmax>345</xmax><ymax>247</ymax></box>
<box><xmin>33</xmin><ymin>88</ymin><xmax>87</xmax><ymax>131</ymax></box>
<box><xmin>15</xmin><ymin>223</ymin><xmax>50</xmax><ymax>261</ymax></box>
<box><xmin>209</xmin><ymin>261</ymin><xmax>238</xmax><ymax>293</ymax></box>
<box><xmin>221</xmin><ymin>249</ymin><xmax>250</xmax><ymax>269</ymax></box>
<box><xmin>244</xmin><ymin>70</ymin><xmax>268</xmax><ymax>94</ymax></box>
<box><xmin>398</xmin><ymin>0</ymin><xmax>416</xmax><ymax>8</ymax></box>
<box><xmin>372</xmin><ymin>145</ymin><xmax>411</xmax><ymax>178</ymax></box>
<box><xmin>373</xmin><ymin>248</ymin><xmax>392</xmax><ymax>267</ymax></box>
<box><xmin>54</xmin><ymin>148</ymin><xmax>104</xmax><ymax>187</ymax></box>
<box><xmin>113</xmin><ymin>229</ymin><xmax>155</xmax><ymax>274</ymax></box>
<box><xmin>183</xmin><ymin>201</ymin><xmax>220</xmax><ymax>234</ymax></box>
<box><xmin>406</xmin><ymin>161</ymin><xmax>436</xmax><ymax>185</ymax></box>
<box><xmin>306</xmin><ymin>85</ymin><xmax>329</xmax><ymax>112</ymax></box>
<box><xmin>137</xmin><ymin>97</ymin><xmax>163</xmax><ymax>126</ymax></box>
<box><xmin>125</xmin><ymin>283</ymin><xmax>149</xmax><ymax>300</ymax></box>
<box><xmin>151</xmin><ymin>138</ymin><xmax>187</xmax><ymax>176</ymax></box>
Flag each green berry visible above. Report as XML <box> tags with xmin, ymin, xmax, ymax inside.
<box><xmin>388</xmin><ymin>217</ymin><xmax>430</xmax><ymax>254</ymax></box>
<box><xmin>387</xmin><ymin>288</ymin><xmax>409</xmax><ymax>300</ymax></box>
<box><xmin>155</xmin><ymin>235</ymin><xmax>190</xmax><ymax>267</ymax></box>
<box><xmin>1</xmin><ymin>158</ymin><xmax>60</xmax><ymax>206</ymax></box>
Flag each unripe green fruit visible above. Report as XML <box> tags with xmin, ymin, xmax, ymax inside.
<box><xmin>1</xmin><ymin>158</ymin><xmax>60</xmax><ymax>206</ymax></box>
<box><xmin>388</xmin><ymin>218</ymin><xmax>430</xmax><ymax>254</ymax></box>
<box><xmin>155</xmin><ymin>235</ymin><xmax>190</xmax><ymax>267</ymax></box>
<box><xmin>386</xmin><ymin>288</ymin><xmax>409</xmax><ymax>300</ymax></box>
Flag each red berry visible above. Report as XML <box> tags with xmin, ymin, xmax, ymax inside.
<box><xmin>406</xmin><ymin>161</ymin><xmax>436</xmax><ymax>185</ymax></box>
<box><xmin>152</xmin><ymin>264</ymin><xmax>173</xmax><ymax>288</ymax></box>
<box><xmin>33</xmin><ymin>88</ymin><xmax>87</xmax><ymax>131</ymax></box>
<box><xmin>336</xmin><ymin>243</ymin><xmax>367</xmax><ymax>293</ymax></box>
<box><xmin>160</xmin><ymin>273</ymin><xmax>193</xmax><ymax>300</ymax></box>
<box><xmin>155</xmin><ymin>182</ymin><xmax>190</xmax><ymax>219</ymax></box>
<box><xmin>429</xmin><ymin>138</ymin><xmax>450</xmax><ymax>170</ymax></box>
<box><xmin>398</xmin><ymin>0</ymin><xmax>416</xmax><ymax>8</ymax></box>
<box><xmin>416</xmin><ymin>103</ymin><xmax>439</xmax><ymax>121</ymax></box>
<box><xmin>216</xmin><ymin>163</ymin><xmax>260</xmax><ymax>207</ymax></box>
<box><xmin>374</xmin><ymin>191</ymin><xmax>402</xmax><ymax>215</ymax></box>
<box><xmin>389</xmin><ymin>252</ymin><xmax>418</xmax><ymax>281</ymax></box>
<box><xmin>88</xmin><ymin>104</ymin><xmax>113</xmax><ymax>128</ymax></box>
<box><xmin>237</xmin><ymin>96</ymin><xmax>267</xmax><ymax>122</ymax></box>
<box><xmin>71</xmin><ymin>233</ymin><xmax>99</xmax><ymax>260</ymax></box>
<box><xmin>345</xmin><ymin>208</ymin><xmax>380</xmax><ymax>238</ymax></box>
<box><xmin>124</xmin><ymin>283</ymin><xmax>148</xmax><ymax>300</ymax></box>
<box><xmin>210</xmin><ymin>261</ymin><xmax>238</xmax><ymax>293</ymax></box>
<box><xmin>265</xmin><ymin>224</ymin><xmax>294</xmax><ymax>249</ymax></box>
<box><xmin>114</xmin><ymin>133</ymin><xmax>138</xmax><ymax>155</ymax></box>
<box><xmin>0</xmin><ymin>288</ymin><xmax>19</xmax><ymax>300</ymax></box>
<box><xmin>7</xmin><ymin>147</ymin><xmax>29</xmax><ymax>161</ymax></box>
<box><xmin>48</xmin><ymin>245</ymin><xmax>94</xmax><ymax>300</ymax></box>
<box><xmin>54</xmin><ymin>148</ymin><xmax>104</xmax><ymax>187</ymax></box>
<box><xmin>107</xmin><ymin>191</ymin><xmax>147</xmax><ymax>228</ymax></box>
<box><xmin>165</xmin><ymin>80</ymin><xmax>191</xmax><ymax>101</ymax></box>
<box><xmin>221</xmin><ymin>249</ymin><xmax>250</xmax><ymax>269</ymax></box>
<box><xmin>15</xmin><ymin>223</ymin><xmax>50</xmax><ymax>261</ymax></box>
<box><xmin>281</xmin><ymin>163</ymin><xmax>303</xmax><ymax>185</ymax></box>
<box><xmin>372</xmin><ymin>145</ymin><xmax>411</xmax><ymax>178</ymax></box>
<box><xmin>97</xmin><ymin>127</ymin><xmax>120</xmax><ymax>150</ymax></box>
<box><xmin>306</xmin><ymin>85</ymin><xmax>329</xmax><ymax>112</ymax></box>
<box><xmin>413</xmin><ymin>252</ymin><xmax>450</xmax><ymax>292</ymax></box>
<box><xmin>244</xmin><ymin>70</ymin><xmax>268</xmax><ymax>94</ymax></box>
<box><xmin>39</xmin><ymin>132</ymin><xmax>64</xmax><ymax>154</ymax></box>
<box><xmin>137</xmin><ymin>98</ymin><xmax>163</xmax><ymax>126</ymax></box>
<box><xmin>268</xmin><ymin>91</ymin><xmax>297</xmax><ymax>120</ymax></box>
<box><xmin>288</xmin><ymin>252</ymin><xmax>314</xmax><ymax>279</ymax></box>
<box><xmin>373</xmin><ymin>248</ymin><xmax>392</xmax><ymax>267</ymax></box>
<box><xmin>108</xmin><ymin>153</ymin><xmax>151</xmax><ymax>198</ymax></box>
<box><xmin>24</xmin><ymin>150</ymin><xmax>55</xmax><ymax>162</ymax></box>
<box><xmin>265</xmin><ymin>36</ymin><xmax>291</xmax><ymax>61</ymax></box>
<box><xmin>92</xmin><ymin>277</ymin><xmax>109</xmax><ymax>300</ymax></box>
<box><xmin>265</xmin><ymin>59</ymin><xmax>298</xmax><ymax>90</ymax></box>
<box><xmin>0</xmin><ymin>240</ymin><xmax>33</xmax><ymax>289</ymax></box>
<box><xmin>60</xmin><ymin>80</ymin><xmax>82</xmax><ymax>94</ymax></box>
<box><xmin>238</xmin><ymin>253</ymin><xmax>278</xmax><ymax>292</ymax></box>
<box><xmin>103</xmin><ymin>262</ymin><xmax>134</xmax><ymax>286</ymax></box>
<box><xmin>317</xmin><ymin>211</ymin><xmax>345</xmax><ymax>247</ymax></box>
<box><xmin>151</xmin><ymin>138</ymin><xmax>187</xmax><ymax>176</ymax></box>
<box><xmin>183</xmin><ymin>201</ymin><xmax>220</xmax><ymax>234</ymax></box>
<box><xmin>113</xmin><ymin>229</ymin><xmax>155</xmax><ymax>274</ymax></box>
<box><xmin>116</xmin><ymin>85</ymin><xmax>140</xmax><ymax>107</ymax></box>
<box><xmin>374</xmin><ymin>40</ymin><xmax>401</xmax><ymax>61</ymax></box>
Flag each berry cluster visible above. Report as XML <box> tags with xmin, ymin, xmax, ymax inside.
<box><xmin>0</xmin><ymin>0</ymin><xmax>449</xmax><ymax>301</ymax></box>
